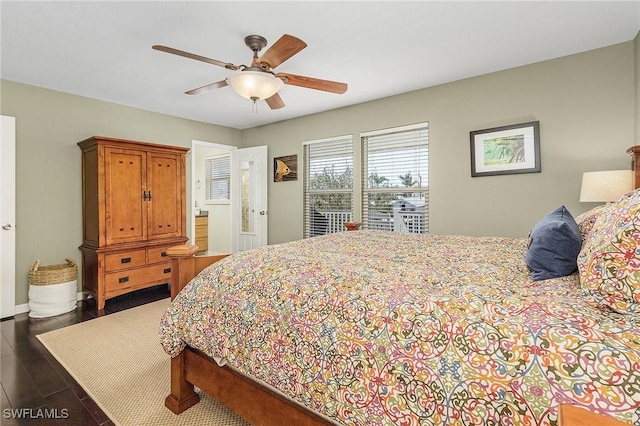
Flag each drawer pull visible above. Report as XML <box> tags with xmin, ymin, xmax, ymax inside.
<box><xmin>163</xmin><ymin>268</ymin><xmax>172</xmax><ymax>274</ymax></box>
<box><xmin>118</xmin><ymin>276</ymin><xmax>129</xmax><ymax>284</ymax></box>
<box><xmin>121</xmin><ymin>257</ymin><xmax>131</xmax><ymax>264</ymax></box>
<box><xmin>161</xmin><ymin>251</ymin><xmax>168</xmax><ymax>257</ymax></box>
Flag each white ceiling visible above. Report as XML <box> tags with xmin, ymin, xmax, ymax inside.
<box><xmin>2</xmin><ymin>1</ymin><xmax>639</xmax><ymax>130</ymax></box>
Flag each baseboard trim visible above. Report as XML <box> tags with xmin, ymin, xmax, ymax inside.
<box><xmin>14</xmin><ymin>303</ymin><xmax>29</xmax><ymax>315</ymax></box>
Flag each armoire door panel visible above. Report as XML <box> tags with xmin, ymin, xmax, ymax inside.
<box><xmin>147</xmin><ymin>153</ymin><xmax>181</xmax><ymax>239</ymax></box>
<box><xmin>104</xmin><ymin>148</ymin><xmax>147</xmax><ymax>244</ymax></box>
<box><xmin>81</xmin><ymin>148</ymin><xmax>100</xmax><ymax>246</ymax></box>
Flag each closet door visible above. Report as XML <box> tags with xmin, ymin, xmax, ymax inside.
<box><xmin>147</xmin><ymin>152</ymin><xmax>182</xmax><ymax>240</ymax></box>
<box><xmin>104</xmin><ymin>148</ymin><xmax>147</xmax><ymax>244</ymax></box>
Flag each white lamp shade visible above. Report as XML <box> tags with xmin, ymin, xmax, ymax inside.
<box><xmin>226</xmin><ymin>70</ymin><xmax>284</xmax><ymax>100</ymax></box>
<box><xmin>579</xmin><ymin>170</ymin><xmax>633</xmax><ymax>202</ymax></box>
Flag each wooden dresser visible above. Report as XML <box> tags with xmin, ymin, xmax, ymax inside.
<box><xmin>78</xmin><ymin>136</ymin><xmax>189</xmax><ymax>309</ymax></box>
<box><xmin>194</xmin><ymin>212</ymin><xmax>209</xmax><ymax>254</ymax></box>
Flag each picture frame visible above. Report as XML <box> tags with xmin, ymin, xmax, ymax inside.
<box><xmin>273</xmin><ymin>154</ymin><xmax>297</xmax><ymax>182</ymax></box>
<box><xmin>470</xmin><ymin>121</ymin><xmax>540</xmax><ymax>177</ymax></box>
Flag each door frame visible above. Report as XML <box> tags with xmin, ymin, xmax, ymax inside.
<box><xmin>190</xmin><ymin>140</ymin><xmax>237</xmax><ymax>252</ymax></box>
<box><xmin>1</xmin><ymin>116</ymin><xmax>16</xmax><ymax>318</ymax></box>
<box><xmin>190</xmin><ymin>141</ymin><xmax>268</xmax><ymax>254</ymax></box>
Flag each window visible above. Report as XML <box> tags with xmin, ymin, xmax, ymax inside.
<box><xmin>205</xmin><ymin>154</ymin><xmax>230</xmax><ymax>202</ymax></box>
<box><xmin>303</xmin><ymin>135</ymin><xmax>354</xmax><ymax>238</ymax></box>
<box><xmin>362</xmin><ymin>123</ymin><xmax>429</xmax><ymax>233</ymax></box>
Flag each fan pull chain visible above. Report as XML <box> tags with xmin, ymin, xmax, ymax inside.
<box><xmin>251</xmin><ymin>96</ymin><xmax>259</xmax><ymax>114</ymax></box>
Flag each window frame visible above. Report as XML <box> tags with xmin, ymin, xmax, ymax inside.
<box><xmin>204</xmin><ymin>153</ymin><xmax>231</xmax><ymax>204</ymax></box>
<box><xmin>302</xmin><ymin>135</ymin><xmax>354</xmax><ymax>238</ymax></box>
<box><xmin>361</xmin><ymin>122</ymin><xmax>429</xmax><ymax>234</ymax></box>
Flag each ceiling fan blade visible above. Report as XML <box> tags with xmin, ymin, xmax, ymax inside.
<box><xmin>265</xmin><ymin>93</ymin><xmax>285</xmax><ymax>110</ymax></box>
<box><xmin>152</xmin><ymin>45</ymin><xmax>238</xmax><ymax>70</ymax></box>
<box><xmin>185</xmin><ymin>80</ymin><xmax>228</xmax><ymax>95</ymax></box>
<box><xmin>254</xmin><ymin>34</ymin><xmax>307</xmax><ymax>69</ymax></box>
<box><xmin>277</xmin><ymin>73</ymin><xmax>347</xmax><ymax>94</ymax></box>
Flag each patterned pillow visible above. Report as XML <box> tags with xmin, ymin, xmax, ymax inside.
<box><xmin>574</xmin><ymin>204</ymin><xmax>607</xmax><ymax>244</ymax></box>
<box><xmin>577</xmin><ymin>188</ymin><xmax>640</xmax><ymax>315</ymax></box>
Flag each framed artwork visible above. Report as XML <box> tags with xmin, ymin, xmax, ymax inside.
<box><xmin>470</xmin><ymin>121</ymin><xmax>540</xmax><ymax>177</ymax></box>
<box><xmin>274</xmin><ymin>155</ymin><xmax>297</xmax><ymax>182</ymax></box>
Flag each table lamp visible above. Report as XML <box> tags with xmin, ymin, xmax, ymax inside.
<box><xmin>579</xmin><ymin>170</ymin><xmax>633</xmax><ymax>203</ymax></box>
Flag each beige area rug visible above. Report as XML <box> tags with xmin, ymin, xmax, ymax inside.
<box><xmin>37</xmin><ymin>299</ymin><xmax>250</xmax><ymax>426</ymax></box>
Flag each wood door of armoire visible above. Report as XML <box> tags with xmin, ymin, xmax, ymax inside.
<box><xmin>104</xmin><ymin>147</ymin><xmax>147</xmax><ymax>245</ymax></box>
<box><xmin>147</xmin><ymin>152</ymin><xmax>182</xmax><ymax>240</ymax></box>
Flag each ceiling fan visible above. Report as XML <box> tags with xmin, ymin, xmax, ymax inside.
<box><xmin>152</xmin><ymin>34</ymin><xmax>348</xmax><ymax>110</ymax></box>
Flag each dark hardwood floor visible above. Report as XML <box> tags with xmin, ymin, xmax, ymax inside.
<box><xmin>0</xmin><ymin>285</ymin><xmax>171</xmax><ymax>425</ymax></box>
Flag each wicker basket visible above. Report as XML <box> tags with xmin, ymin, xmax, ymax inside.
<box><xmin>28</xmin><ymin>258</ymin><xmax>78</xmax><ymax>318</ymax></box>
<box><xmin>29</xmin><ymin>258</ymin><xmax>77</xmax><ymax>286</ymax></box>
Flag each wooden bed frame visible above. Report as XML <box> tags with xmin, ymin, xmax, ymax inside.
<box><xmin>628</xmin><ymin>145</ymin><xmax>640</xmax><ymax>189</ymax></box>
<box><xmin>164</xmin><ymin>146</ymin><xmax>640</xmax><ymax>426</ymax></box>
<box><xmin>164</xmin><ymin>244</ymin><xmax>333</xmax><ymax>425</ymax></box>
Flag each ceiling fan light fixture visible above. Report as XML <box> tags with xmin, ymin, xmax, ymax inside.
<box><xmin>226</xmin><ymin>70</ymin><xmax>283</xmax><ymax>101</ymax></box>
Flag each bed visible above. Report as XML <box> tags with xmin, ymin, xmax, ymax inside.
<box><xmin>159</xmin><ymin>147</ymin><xmax>640</xmax><ymax>426</ymax></box>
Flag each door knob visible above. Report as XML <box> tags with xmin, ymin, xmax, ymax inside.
<box><xmin>2</xmin><ymin>224</ymin><xmax>11</xmax><ymax>230</ymax></box>
<box><xmin>259</xmin><ymin>211</ymin><xmax>267</xmax><ymax>216</ymax></box>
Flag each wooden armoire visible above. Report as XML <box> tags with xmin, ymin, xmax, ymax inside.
<box><xmin>78</xmin><ymin>136</ymin><xmax>189</xmax><ymax>310</ymax></box>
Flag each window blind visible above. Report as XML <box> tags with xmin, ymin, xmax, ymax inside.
<box><xmin>303</xmin><ymin>135</ymin><xmax>354</xmax><ymax>238</ymax></box>
<box><xmin>362</xmin><ymin>123</ymin><xmax>429</xmax><ymax>233</ymax></box>
<box><xmin>205</xmin><ymin>155</ymin><xmax>231</xmax><ymax>201</ymax></box>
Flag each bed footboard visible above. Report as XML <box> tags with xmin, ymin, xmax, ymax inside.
<box><xmin>165</xmin><ymin>351</ymin><xmax>200</xmax><ymax>414</ymax></box>
<box><xmin>179</xmin><ymin>347</ymin><xmax>333</xmax><ymax>425</ymax></box>
<box><xmin>165</xmin><ymin>244</ymin><xmax>229</xmax><ymax>299</ymax></box>
<box><xmin>164</xmin><ymin>245</ymin><xmax>229</xmax><ymax>414</ymax></box>
<box><xmin>163</xmin><ymin>245</ymin><xmax>333</xmax><ymax>424</ymax></box>
<box><xmin>558</xmin><ymin>404</ymin><xmax>629</xmax><ymax>425</ymax></box>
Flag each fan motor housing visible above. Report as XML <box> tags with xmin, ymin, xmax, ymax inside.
<box><xmin>244</xmin><ymin>35</ymin><xmax>267</xmax><ymax>53</ymax></box>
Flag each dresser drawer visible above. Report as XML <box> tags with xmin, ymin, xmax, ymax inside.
<box><xmin>195</xmin><ymin>225</ymin><xmax>207</xmax><ymax>240</ymax></box>
<box><xmin>147</xmin><ymin>246</ymin><xmax>172</xmax><ymax>264</ymax></box>
<box><xmin>104</xmin><ymin>250</ymin><xmax>146</xmax><ymax>272</ymax></box>
<box><xmin>104</xmin><ymin>263</ymin><xmax>172</xmax><ymax>293</ymax></box>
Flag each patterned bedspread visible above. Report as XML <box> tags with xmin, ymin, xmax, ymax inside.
<box><xmin>159</xmin><ymin>230</ymin><xmax>640</xmax><ymax>425</ymax></box>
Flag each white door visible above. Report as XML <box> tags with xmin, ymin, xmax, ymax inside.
<box><xmin>1</xmin><ymin>116</ymin><xmax>16</xmax><ymax>318</ymax></box>
<box><xmin>231</xmin><ymin>146</ymin><xmax>268</xmax><ymax>252</ymax></box>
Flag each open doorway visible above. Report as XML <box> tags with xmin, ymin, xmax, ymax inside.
<box><xmin>191</xmin><ymin>140</ymin><xmax>237</xmax><ymax>254</ymax></box>
<box><xmin>191</xmin><ymin>140</ymin><xmax>269</xmax><ymax>254</ymax></box>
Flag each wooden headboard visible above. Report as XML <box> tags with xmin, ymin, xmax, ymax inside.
<box><xmin>628</xmin><ymin>145</ymin><xmax>640</xmax><ymax>189</ymax></box>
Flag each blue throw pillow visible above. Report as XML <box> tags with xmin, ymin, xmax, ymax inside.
<box><xmin>526</xmin><ymin>205</ymin><xmax>582</xmax><ymax>281</ymax></box>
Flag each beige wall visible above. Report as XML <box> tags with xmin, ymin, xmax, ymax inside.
<box><xmin>0</xmin><ymin>80</ymin><xmax>241</xmax><ymax>305</ymax></box>
<box><xmin>0</xmin><ymin>40</ymin><xmax>636</xmax><ymax>306</ymax></box>
<box><xmin>242</xmin><ymin>41</ymin><xmax>635</xmax><ymax>244</ymax></box>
